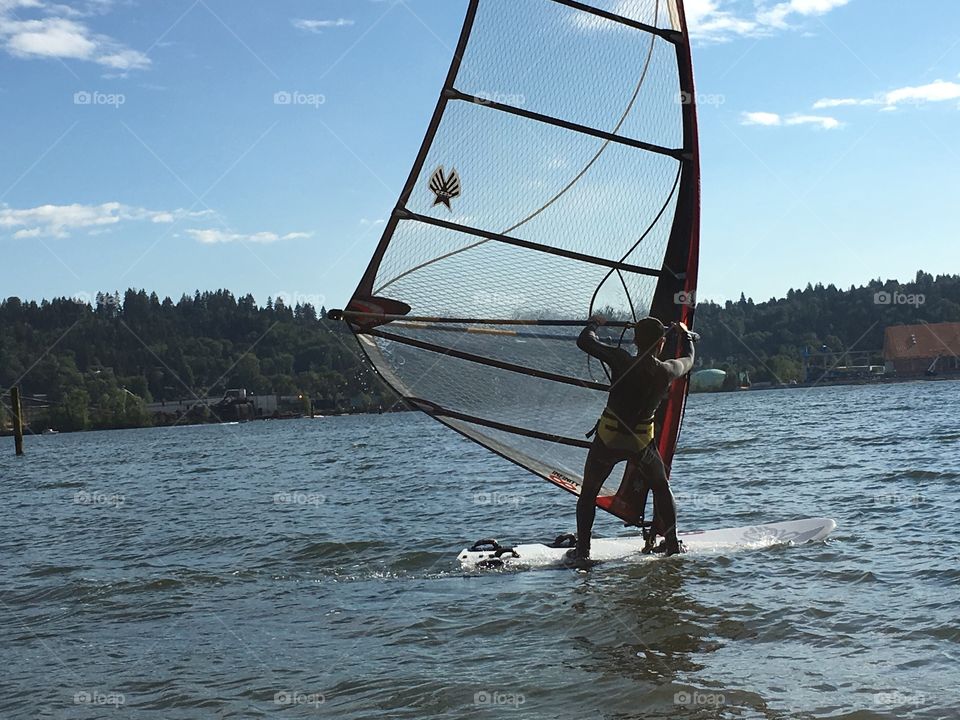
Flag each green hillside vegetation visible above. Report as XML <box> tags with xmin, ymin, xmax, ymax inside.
<box><xmin>694</xmin><ymin>271</ymin><xmax>959</xmax><ymax>385</ymax></box>
<box><xmin>2</xmin><ymin>271</ymin><xmax>957</xmax><ymax>432</ymax></box>
<box><xmin>0</xmin><ymin>290</ymin><xmax>394</xmax><ymax>432</ymax></box>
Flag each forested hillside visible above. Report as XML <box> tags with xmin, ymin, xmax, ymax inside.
<box><xmin>0</xmin><ymin>290</ymin><xmax>393</xmax><ymax>431</ymax></box>
<box><xmin>2</xmin><ymin>271</ymin><xmax>957</xmax><ymax>431</ymax></box>
<box><xmin>694</xmin><ymin>271</ymin><xmax>959</xmax><ymax>382</ymax></box>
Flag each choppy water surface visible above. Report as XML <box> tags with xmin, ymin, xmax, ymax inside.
<box><xmin>2</xmin><ymin>381</ymin><xmax>959</xmax><ymax>719</ymax></box>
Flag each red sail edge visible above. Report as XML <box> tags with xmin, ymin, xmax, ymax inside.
<box><xmin>605</xmin><ymin>0</ymin><xmax>701</xmax><ymax>521</ymax></box>
<box><xmin>659</xmin><ymin>0</ymin><xmax>701</xmax><ymax>476</ymax></box>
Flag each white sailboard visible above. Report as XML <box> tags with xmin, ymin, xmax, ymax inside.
<box><xmin>458</xmin><ymin>518</ymin><xmax>837</xmax><ymax>569</ymax></box>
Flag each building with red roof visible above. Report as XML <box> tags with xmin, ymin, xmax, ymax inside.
<box><xmin>883</xmin><ymin>322</ymin><xmax>960</xmax><ymax>376</ymax></box>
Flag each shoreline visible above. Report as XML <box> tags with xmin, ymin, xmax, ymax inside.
<box><xmin>696</xmin><ymin>373</ymin><xmax>959</xmax><ymax>394</ymax></box>
<box><xmin>0</xmin><ymin>405</ymin><xmax>414</xmax><ymax>438</ymax></box>
<box><xmin>6</xmin><ymin>376</ymin><xmax>958</xmax><ymax>436</ymax></box>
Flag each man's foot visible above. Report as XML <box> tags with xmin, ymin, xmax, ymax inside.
<box><xmin>647</xmin><ymin>537</ymin><xmax>686</xmax><ymax>556</ymax></box>
<box><xmin>563</xmin><ymin>548</ymin><xmax>595</xmax><ymax>570</ymax></box>
<box><xmin>641</xmin><ymin>534</ymin><xmax>659</xmax><ymax>554</ymax></box>
<box><xmin>663</xmin><ymin>537</ymin><xmax>686</xmax><ymax>557</ymax></box>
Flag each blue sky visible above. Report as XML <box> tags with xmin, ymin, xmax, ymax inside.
<box><xmin>1</xmin><ymin>0</ymin><xmax>959</xmax><ymax>309</ymax></box>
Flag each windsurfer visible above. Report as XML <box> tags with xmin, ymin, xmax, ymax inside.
<box><xmin>571</xmin><ymin>315</ymin><xmax>696</xmax><ymax>563</ymax></box>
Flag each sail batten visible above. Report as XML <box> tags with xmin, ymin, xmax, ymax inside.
<box><xmin>446</xmin><ymin>89</ymin><xmax>684</xmax><ymax>159</ymax></box>
<box><xmin>393</xmin><ymin>210</ymin><xmax>666</xmax><ymax>277</ymax></box>
<box><xmin>362</xmin><ymin>327</ymin><xmax>612</xmax><ymax>392</ymax></box>
<box><xmin>341</xmin><ymin>0</ymin><xmax>700</xmax><ymax>523</ymax></box>
<box><xmin>409</xmin><ymin>400</ymin><xmax>593</xmax><ymax>449</ymax></box>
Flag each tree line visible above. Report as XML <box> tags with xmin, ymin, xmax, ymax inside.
<box><xmin>2</xmin><ymin>271</ymin><xmax>957</xmax><ymax>431</ymax></box>
<box><xmin>693</xmin><ymin>271</ymin><xmax>960</xmax><ymax>385</ymax></box>
<box><xmin>0</xmin><ymin>290</ymin><xmax>394</xmax><ymax>432</ymax></box>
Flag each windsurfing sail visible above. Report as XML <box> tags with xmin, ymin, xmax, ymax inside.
<box><xmin>333</xmin><ymin>0</ymin><xmax>700</xmax><ymax>523</ymax></box>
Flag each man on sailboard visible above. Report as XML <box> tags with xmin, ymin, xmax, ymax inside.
<box><xmin>572</xmin><ymin>316</ymin><xmax>696</xmax><ymax>563</ymax></box>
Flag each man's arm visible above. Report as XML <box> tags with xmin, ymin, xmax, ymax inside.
<box><xmin>661</xmin><ymin>326</ymin><xmax>696</xmax><ymax>380</ymax></box>
<box><xmin>577</xmin><ymin>317</ymin><xmax>625</xmax><ymax>368</ymax></box>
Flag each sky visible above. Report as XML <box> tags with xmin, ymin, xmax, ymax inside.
<box><xmin>1</xmin><ymin>0</ymin><xmax>959</xmax><ymax>309</ymax></box>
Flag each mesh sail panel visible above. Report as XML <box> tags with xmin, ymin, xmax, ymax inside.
<box><xmin>345</xmin><ymin>0</ymin><xmax>699</xmax><ymax>511</ymax></box>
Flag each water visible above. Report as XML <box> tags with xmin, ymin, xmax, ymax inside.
<box><xmin>2</xmin><ymin>381</ymin><xmax>958</xmax><ymax>719</ymax></box>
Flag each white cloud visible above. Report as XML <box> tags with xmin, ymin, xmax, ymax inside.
<box><xmin>812</xmin><ymin>97</ymin><xmax>865</xmax><ymax>109</ymax></box>
<box><xmin>5</xmin><ymin>17</ymin><xmax>95</xmax><ymax>58</ymax></box>
<box><xmin>0</xmin><ymin>202</ymin><xmax>204</xmax><ymax>238</ymax></box>
<box><xmin>814</xmin><ymin>78</ymin><xmax>960</xmax><ymax>111</ymax></box>
<box><xmin>292</xmin><ymin>18</ymin><xmax>354</xmax><ymax>33</ymax></box>
<box><xmin>741</xmin><ymin>111</ymin><xmax>782</xmax><ymax>126</ymax></box>
<box><xmin>0</xmin><ymin>1</ymin><xmax>149</xmax><ymax>70</ymax></box>
<box><xmin>741</xmin><ymin>111</ymin><xmax>840</xmax><ymax>129</ymax></box>
<box><xmin>0</xmin><ymin>1</ymin><xmax>44</xmax><ymax>13</ymax></box>
<box><xmin>884</xmin><ymin>79</ymin><xmax>960</xmax><ymax>106</ymax></box>
<box><xmin>572</xmin><ymin>0</ymin><xmax>851</xmax><ymax>42</ymax></box>
<box><xmin>686</xmin><ymin>0</ymin><xmax>758</xmax><ymax>40</ymax></box>
<box><xmin>757</xmin><ymin>0</ymin><xmax>850</xmax><ymax>28</ymax></box>
<box><xmin>97</xmin><ymin>47</ymin><xmax>149</xmax><ymax>70</ymax></box>
<box><xmin>187</xmin><ymin>229</ymin><xmax>312</xmax><ymax>245</ymax></box>
<box><xmin>0</xmin><ymin>201</ymin><xmax>310</xmax><ymax>244</ymax></box>
<box><xmin>785</xmin><ymin>114</ymin><xmax>841</xmax><ymax>129</ymax></box>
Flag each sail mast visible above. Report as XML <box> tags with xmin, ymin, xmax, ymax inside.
<box><xmin>650</xmin><ymin>0</ymin><xmax>701</xmax><ymax>474</ymax></box>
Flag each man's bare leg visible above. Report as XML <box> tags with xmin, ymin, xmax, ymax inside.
<box><xmin>576</xmin><ymin>445</ymin><xmax>618</xmax><ymax>560</ymax></box>
<box><xmin>640</xmin><ymin>445</ymin><xmax>683</xmax><ymax>555</ymax></box>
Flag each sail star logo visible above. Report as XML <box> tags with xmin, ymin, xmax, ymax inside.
<box><xmin>429</xmin><ymin>166</ymin><xmax>461</xmax><ymax>210</ymax></box>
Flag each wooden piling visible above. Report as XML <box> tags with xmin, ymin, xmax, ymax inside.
<box><xmin>11</xmin><ymin>387</ymin><xmax>24</xmax><ymax>456</ymax></box>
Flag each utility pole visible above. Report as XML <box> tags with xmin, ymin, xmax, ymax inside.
<box><xmin>11</xmin><ymin>387</ymin><xmax>24</xmax><ymax>456</ymax></box>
